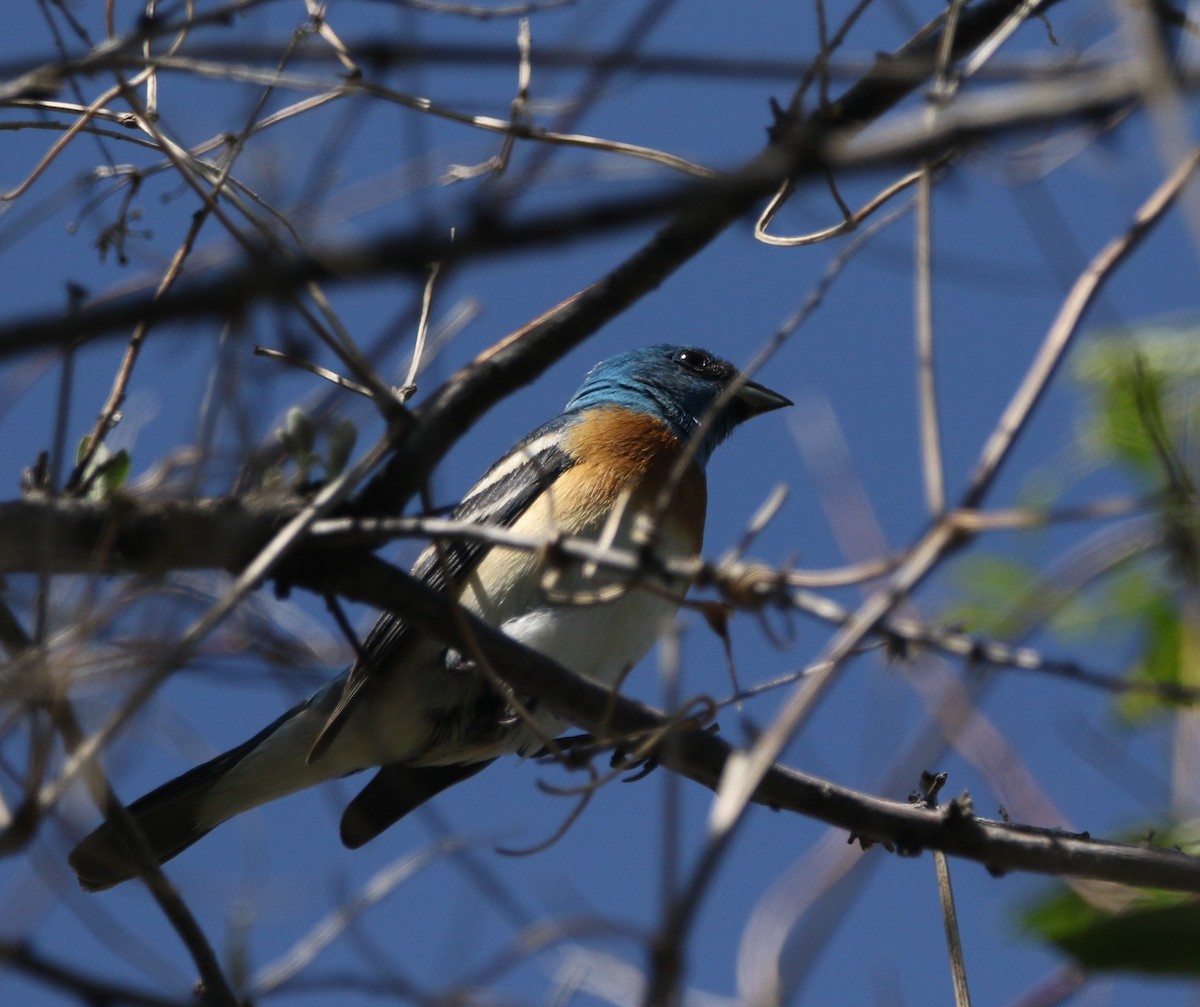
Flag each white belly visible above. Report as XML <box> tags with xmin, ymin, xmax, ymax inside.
<box><xmin>495</xmin><ymin>582</ymin><xmax>682</xmax><ymax>754</ymax></box>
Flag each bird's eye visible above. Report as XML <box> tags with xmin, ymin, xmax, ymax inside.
<box><xmin>674</xmin><ymin>348</ymin><xmax>720</xmax><ymax>378</ymax></box>
<box><xmin>673</xmin><ymin>348</ymin><xmax>734</xmax><ymax>382</ymax></box>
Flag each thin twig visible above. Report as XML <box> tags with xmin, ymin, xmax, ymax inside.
<box><xmin>919</xmin><ymin>773</ymin><xmax>973</xmax><ymax>1007</ymax></box>
<box><xmin>754</xmin><ymin>166</ymin><xmax>929</xmax><ymax>246</ymax></box>
<box><xmin>400</xmin><ymin>262</ymin><xmax>441</xmax><ymax>397</ymax></box>
<box><xmin>912</xmin><ymin>0</ymin><xmax>965</xmax><ymax>518</ymax></box>
<box><xmin>249</xmin><ymin>839</ymin><xmax>466</xmax><ymax>995</ymax></box>
<box><xmin>914</xmin><ymin>162</ymin><xmax>944</xmax><ymax>516</ymax></box>
<box><xmin>253</xmin><ymin>346</ymin><xmax>373</xmax><ymax>397</ymax></box>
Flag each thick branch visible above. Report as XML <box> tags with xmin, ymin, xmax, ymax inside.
<box><xmin>285</xmin><ymin>551</ymin><xmax>1200</xmax><ymax>893</ymax></box>
<box><xmin>0</xmin><ymin>496</ymin><xmax>296</xmax><ymax>575</ymax></box>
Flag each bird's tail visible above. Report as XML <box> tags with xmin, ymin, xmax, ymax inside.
<box><xmin>70</xmin><ymin>701</ymin><xmax>342</xmax><ymax>891</ymax></box>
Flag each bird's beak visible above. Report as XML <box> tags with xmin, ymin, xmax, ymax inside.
<box><xmin>735</xmin><ymin>378</ymin><xmax>793</xmax><ymax>417</ymax></box>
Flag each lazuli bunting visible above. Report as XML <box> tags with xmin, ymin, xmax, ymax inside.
<box><xmin>70</xmin><ymin>344</ymin><xmax>790</xmax><ymax>890</ymax></box>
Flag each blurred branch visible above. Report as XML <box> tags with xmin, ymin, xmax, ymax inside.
<box><xmin>0</xmin><ymin>0</ymin><xmax>1061</xmax><ymax>388</ymax></box>
<box><xmin>3</xmin><ymin>37</ymin><xmax>1113</xmax><ymax>89</ymax></box>
<box><xmin>249</xmin><ymin>838</ymin><xmax>467</xmax><ymax>995</ymax></box>
<box><xmin>25</xmin><ymin>436</ymin><xmax>395</xmax><ymax>825</ymax></box>
<box><xmin>831</xmin><ymin>62</ymin><xmax>1150</xmax><ymax>169</ymax></box>
<box><xmin>0</xmin><ymin>939</ymin><xmax>183</xmax><ymax>1007</ymax></box>
<box><xmin>3</xmin><ymin>66</ymin><xmax>1139</xmax><ymax>357</ymax></box>
<box><xmin>0</xmin><ymin>607</ymin><xmax>237</xmax><ymax>1004</ymax></box>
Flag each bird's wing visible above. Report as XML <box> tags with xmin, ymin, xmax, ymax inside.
<box><xmin>307</xmin><ymin>418</ymin><xmax>577</xmax><ymax>763</ymax></box>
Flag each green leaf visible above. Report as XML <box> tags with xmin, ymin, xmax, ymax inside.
<box><xmin>276</xmin><ymin>408</ymin><xmax>320</xmax><ymax>479</ymax></box>
<box><xmin>942</xmin><ymin>556</ymin><xmax>1041</xmax><ymax>638</ymax></box>
<box><xmin>75</xmin><ymin>434</ymin><xmax>94</xmax><ymax>466</ymax></box>
<box><xmin>74</xmin><ymin>436</ymin><xmax>131</xmax><ymax>500</ymax></box>
<box><xmin>325</xmin><ymin>418</ymin><xmax>357</xmax><ymax>479</ymax></box>
<box><xmin>1021</xmin><ymin>884</ymin><xmax>1200</xmax><ymax>975</ymax></box>
<box><xmin>100</xmin><ymin>449</ymin><xmax>131</xmax><ymax>496</ymax></box>
<box><xmin>1073</xmin><ymin>328</ymin><xmax>1200</xmax><ymax>482</ymax></box>
<box><xmin>1118</xmin><ymin>597</ymin><xmax>1182</xmax><ymax>723</ymax></box>
<box><xmin>942</xmin><ymin>549</ymin><xmax>1144</xmax><ymax>652</ymax></box>
<box><xmin>285</xmin><ymin>407</ymin><xmax>316</xmax><ymax>457</ymax></box>
<box><xmin>1081</xmin><ymin>351</ymin><xmax>1161</xmax><ymax>477</ymax></box>
<box><xmin>76</xmin><ymin>435</ymin><xmax>108</xmax><ymax>470</ymax></box>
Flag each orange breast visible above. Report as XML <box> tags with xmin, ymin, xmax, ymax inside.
<box><xmin>560</xmin><ymin>407</ymin><xmax>707</xmax><ymax>551</ymax></box>
<box><xmin>456</xmin><ymin>407</ymin><xmax>705</xmax><ymax>626</ymax></box>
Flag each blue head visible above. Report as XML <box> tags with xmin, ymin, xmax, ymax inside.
<box><xmin>564</xmin><ymin>345</ymin><xmax>791</xmax><ymax>467</ymax></box>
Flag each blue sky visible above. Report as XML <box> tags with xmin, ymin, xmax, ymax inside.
<box><xmin>2</xmin><ymin>1</ymin><xmax>1199</xmax><ymax>1005</ymax></box>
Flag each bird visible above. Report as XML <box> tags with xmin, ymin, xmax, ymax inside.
<box><xmin>69</xmin><ymin>344</ymin><xmax>791</xmax><ymax>890</ymax></box>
